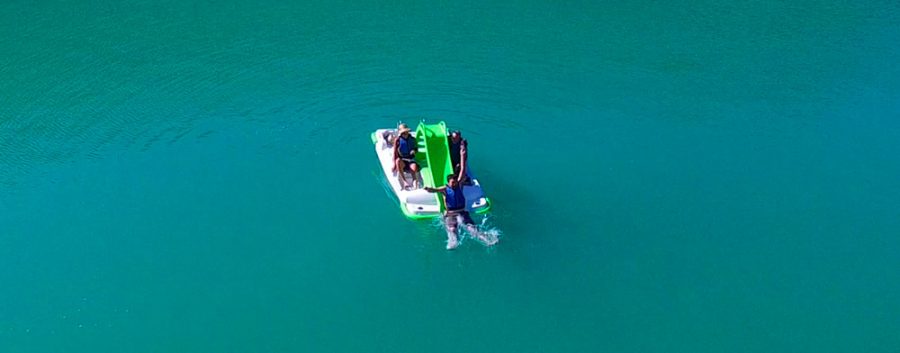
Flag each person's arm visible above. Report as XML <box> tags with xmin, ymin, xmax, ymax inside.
<box><xmin>424</xmin><ymin>186</ymin><xmax>446</xmax><ymax>193</ymax></box>
<box><xmin>458</xmin><ymin>141</ymin><xmax>468</xmax><ymax>181</ymax></box>
<box><xmin>392</xmin><ymin>136</ymin><xmax>400</xmax><ymax>158</ymax></box>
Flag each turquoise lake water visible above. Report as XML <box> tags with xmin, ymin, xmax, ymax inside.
<box><xmin>2</xmin><ymin>1</ymin><xmax>899</xmax><ymax>352</ymax></box>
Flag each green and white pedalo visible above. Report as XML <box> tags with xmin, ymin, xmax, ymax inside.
<box><xmin>371</xmin><ymin>121</ymin><xmax>492</xmax><ymax>219</ymax></box>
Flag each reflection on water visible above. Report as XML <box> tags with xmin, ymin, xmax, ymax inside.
<box><xmin>0</xmin><ymin>2</ymin><xmax>640</xmax><ymax>190</ymax></box>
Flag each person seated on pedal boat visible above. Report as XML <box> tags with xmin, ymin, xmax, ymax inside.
<box><xmin>448</xmin><ymin>130</ymin><xmax>472</xmax><ymax>185</ymax></box>
<box><xmin>393</xmin><ymin>123</ymin><xmax>420</xmax><ymax>190</ymax></box>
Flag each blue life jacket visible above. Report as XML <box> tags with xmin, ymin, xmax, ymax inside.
<box><xmin>398</xmin><ymin>135</ymin><xmax>416</xmax><ymax>158</ymax></box>
<box><xmin>445</xmin><ymin>185</ymin><xmax>466</xmax><ymax>211</ymax></box>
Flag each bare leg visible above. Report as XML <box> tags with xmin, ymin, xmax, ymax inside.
<box><xmin>410</xmin><ymin>163</ymin><xmax>421</xmax><ymax>189</ymax></box>
<box><xmin>446</xmin><ymin>216</ymin><xmax>460</xmax><ymax>250</ymax></box>
<box><xmin>446</xmin><ymin>228</ymin><xmax>459</xmax><ymax>250</ymax></box>
<box><xmin>395</xmin><ymin>158</ymin><xmax>409</xmax><ymax>189</ymax></box>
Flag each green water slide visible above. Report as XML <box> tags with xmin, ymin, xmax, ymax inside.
<box><xmin>414</xmin><ymin>121</ymin><xmax>453</xmax><ymax>212</ymax></box>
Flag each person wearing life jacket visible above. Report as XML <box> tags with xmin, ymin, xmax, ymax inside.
<box><xmin>448</xmin><ymin>130</ymin><xmax>471</xmax><ymax>184</ymax></box>
<box><xmin>424</xmin><ymin>172</ymin><xmax>497</xmax><ymax>250</ymax></box>
<box><xmin>392</xmin><ymin>123</ymin><xmax>420</xmax><ymax>190</ymax></box>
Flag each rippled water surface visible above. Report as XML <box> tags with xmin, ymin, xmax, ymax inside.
<box><xmin>2</xmin><ymin>1</ymin><xmax>900</xmax><ymax>352</ymax></box>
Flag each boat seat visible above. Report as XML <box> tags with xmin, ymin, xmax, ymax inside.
<box><xmin>382</xmin><ymin>130</ymin><xmax>396</xmax><ymax>148</ymax></box>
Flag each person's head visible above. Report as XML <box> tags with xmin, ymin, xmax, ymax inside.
<box><xmin>447</xmin><ymin>174</ymin><xmax>458</xmax><ymax>187</ymax></box>
<box><xmin>398</xmin><ymin>124</ymin><xmax>411</xmax><ymax>136</ymax></box>
<box><xmin>450</xmin><ymin>130</ymin><xmax>462</xmax><ymax>142</ymax></box>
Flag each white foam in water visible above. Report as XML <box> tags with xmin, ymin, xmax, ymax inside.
<box><xmin>429</xmin><ymin>213</ymin><xmax>502</xmax><ymax>248</ymax></box>
<box><xmin>470</xmin><ymin>227</ymin><xmax>501</xmax><ymax>247</ymax></box>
